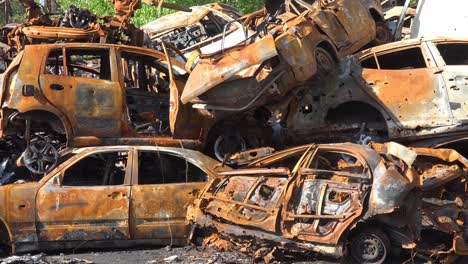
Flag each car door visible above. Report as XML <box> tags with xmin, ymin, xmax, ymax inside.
<box><xmin>428</xmin><ymin>41</ymin><xmax>468</xmax><ymax>123</ymax></box>
<box><xmin>35</xmin><ymin>149</ymin><xmax>132</xmax><ymax>242</ymax></box>
<box><xmin>118</xmin><ymin>46</ymin><xmax>204</xmax><ymax>140</ymax></box>
<box><xmin>39</xmin><ymin>46</ymin><xmax>123</xmax><ymax>137</ymax></box>
<box><xmin>198</xmin><ymin>168</ymin><xmax>290</xmax><ymax>233</ymax></box>
<box><xmin>358</xmin><ymin>44</ymin><xmax>454</xmax><ymax>129</ymax></box>
<box><xmin>280</xmin><ymin>147</ymin><xmax>369</xmax><ymax>244</ymax></box>
<box><xmin>129</xmin><ymin>149</ymin><xmax>209</xmax><ymax>242</ymax></box>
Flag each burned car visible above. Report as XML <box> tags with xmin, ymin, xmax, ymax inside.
<box><xmin>0</xmin><ymin>145</ymin><xmax>222</xmax><ymax>253</ymax></box>
<box><xmin>142</xmin><ymin>3</ymin><xmax>247</xmax><ymax>60</ymax></box>
<box><xmin>179</xmin><ymin>0</ymin><xmax>390</xmax><ymax>155</ymax></box>
<box><xmin>188</xmin><ymin>142</ymin><xmax>468</xmax><ymax>263</ymax></box>
<box><xmin>0</xmin><ymin>43</ymin><xmax>207</xmax><ymax>174</ymax></box>
<box><xmin>284</xmin><ymin>37</ymin><xmax>468</xmax><ymax>149</ymax></box>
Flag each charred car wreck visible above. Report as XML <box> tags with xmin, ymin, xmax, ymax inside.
<box><xmin>179</xmin><ymin>0</ymin><xmax>391</xmax><ymax>157</ymax></box>
<box><xmin>189</xmin><ymin>142</ymin><xmax>468</xmax><ymax>263</ymax></box>
<box><xmin>0</xmin><ymin>42</ymin><xmax>206</xmax><ymax>177</ymax></box>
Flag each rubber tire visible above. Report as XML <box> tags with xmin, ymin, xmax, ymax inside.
<box><xmin>315</xmin><ymin>47</ymin><xmax>336</xmax><ymax>77</ymax></box>
<box><xmin>350</xmin><ymin>227</ymin><xmax>390</xmax><ymax>264</ymax></box>
<box><xmin>373</xmin><ymin>21</ymin><xmax>393</xmax><ymax>46</ymax></box>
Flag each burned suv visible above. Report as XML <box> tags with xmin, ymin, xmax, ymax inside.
<box><xmin>0</xmin><ymin>43</ymin><xmax>205</xmax><ymax>174</ymax></box>
<box><xmin>284</xmin><ymin>37</ymin><xmax>468</xmax><ymax>150</ymax></box>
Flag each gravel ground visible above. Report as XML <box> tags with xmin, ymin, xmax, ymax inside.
<box><xmin>1</xmin><ymin>246</ymin><xmax>467</xmax><ymax>264</ymax></box>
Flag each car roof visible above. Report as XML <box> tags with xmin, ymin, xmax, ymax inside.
<box><xmin>70</xmin><ymin>145</ymin><xmax>221</xmax><ymax>173</ymax></box>
<box><xmin>249</xmin><ymin>143</ymin><xmax>382</xmax><ymax>170</ymax></box>
<box><xmin>141</xmin><ymin>4</ymin><xmax>237</xmax><ymax>35</ymax></box>
<box><xmin>356</xmin><ymin>37</ymin><xmax>468</xmax><ymax>59</ymax></box>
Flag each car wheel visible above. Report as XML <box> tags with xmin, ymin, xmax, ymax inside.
<box><xmin>350</xmin><ymin>228</ymin><xmax>390</xmax><ymax>264</ymax></box>
<box><xmin>315</xmin><ymin>47</ymin><xmax>336</xmax><ymax>76</ymax></box>
<box><xmin>373</xmin><ymin>21</ymin><xmax>392</xmax><ymax>46</ymax></box>
<box><xmin>23</xmin><ymin>138</ymin><xmax>58</xmax><ymax>174</ymax></box>
<box><xmin>214</xmin><ymin>134</ymin><xmax>247</xmax><ymax>162</ymax></box>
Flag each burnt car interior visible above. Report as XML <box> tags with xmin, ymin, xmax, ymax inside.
<box><xmin>62</xmin><ymin>151</ymin><xmax>128</xmax><ymax>186</ymax></box>
<box><xmin>137</xmin><ymin>151</ymin><xmax>208</xmax><ymax>184</ymax></box>
<box><xmin>150</xmin><ymin>11</ymin><xmax>233</xmax><ymax>53</ymax></box>
<box><xmin>121</xmin><ymin>52</ymin><xmax>172</xmax><ymax>135</ymax></box>
<box><xmin>45</xmin><ymin>48</ymin><xmax>111</xmax><ymax>80</ymax></box>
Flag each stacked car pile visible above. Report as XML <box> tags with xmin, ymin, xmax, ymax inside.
<box><xmin>0</xmin><ymin>0</ymin><xmax>466</xmax><ymax>263</ymax></box>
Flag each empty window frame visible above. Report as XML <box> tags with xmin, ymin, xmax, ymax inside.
<box><xmin>44</xmin><ymin>48</ymin><xmax>111</xmax><ymax>80</ymax></box>
<box><xmin>62</xmin><ymin>151</ymin><xmax>128</xmax><ymax>186</ymax></box>
<box><xmin>437</xmin><ymin>43</ymin><xmax>468</xmax><ymax>65</ymax></box>
<box><xmin>137</xmin><ymin>151</ymin><xmax>208</xmax><ymax>184</ymax></box>
<box><xmin>120</xmin><ymin>52</ymin><xmax>170</xmax><ymax>93</ymax></box>
<box><xmin>376</xmin><ymin>47</ymin><xmax>427</xmax><ymax>70</ymax></box>
<box><xmin>360</xmin><ymin>55</ymin><xmax>378</xmax><ymax>69</ymax></box>
<box><xmin>306</xmin><ymin>150</ymin><xmax>367</xmax><ymax>181</ymax></box>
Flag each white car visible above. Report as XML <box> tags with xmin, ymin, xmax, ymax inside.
<box><xmin>142</xmin><ymin>3</ymin><xmax>250</xmax><ymax>61</ymax></box>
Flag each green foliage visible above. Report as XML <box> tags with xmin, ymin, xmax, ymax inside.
<box><xmin>2</xmin><ymin>0</ymin><xmax>27</xmax><ymax>24</ymax></box>
<box><xmin>1</xmin><ymin>0</ymin><xmax>264</xmax><ymax>27</ymax></box>
<box><xmin>57</xmin><ymin>0</ymin><xmax>114</xmax><ymax>17</ymax></box>
<box><xmin>54</xmin><ymin>0</ymin><xmax>264</xmax><ymax>27</ymax></box>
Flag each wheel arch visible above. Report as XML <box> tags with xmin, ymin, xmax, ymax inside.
<box><xmin>0</xmin><ymin>216</ymin><xmax>13</xmax><ymax>252</ymax></box>
<box><xmin>369</xmin><ymin>8</ymin><xmax>384</xmax><ymax>22</ymax></box>
<box><xmin>18</xmin><ymin>109</ymin><xmax>71</xmax><ymax>140</ymax></box>
<box><xmin>317</xmin><ymin>40</ymin><xmax>339</xmax><ymax>62</ymax></box>
<box><xmin>325</xmin><ymin>101</ymin><xmax>389</xmax><ymax>134</ymax></box>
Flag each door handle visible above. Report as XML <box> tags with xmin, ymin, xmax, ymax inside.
<box><xmin>108</xmin><ymin>192</ymin><xmax>128</xmax><ymax>199</ymax></box>
<box><xmin>50</xmin><ymin>84</ymin><xmax>64</xmax><ymax>91</ymax></box>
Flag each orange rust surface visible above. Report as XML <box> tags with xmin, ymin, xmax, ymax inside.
<box><xmin>0</xmin><ymin>42</ymin><xmax>206</xmax><ymax>149</ymax></box>
<box><xmin>0</xmin><ymin>145</ymin><xmax>220</xmax><ymax>253</ymax></box>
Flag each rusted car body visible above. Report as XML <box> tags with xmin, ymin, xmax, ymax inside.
<box><xmin>181</xmin><ymin>0</ymin><xmax>387</xmax><ymax>109</ymax></box>
<box><xmin>0</xmin><ymin>43</ymin><xmax>208</xmax><ymax>173</ymax></box>
<box><xmin>172</xmin><ymin>0</ymin><xmax>389</xmax><ymax>161</ymax></box>
<box><xmin>142</xmin><ymin>3</ymin><xmax>248</xmax><ymax>61</ymax></box>
<box><xmin>188</xmin><ymin>142</ymin><xmax>468</xmax><ymax>262</ymax></box>
<box><xmin>0</xmin><ymin>145</ymin><xmax>222</xmax><ymax>253</ymax></box>
<box><xmin>284</xmin><ymin>37</ymin><xmax>468</xmax><ymax>150</ymax></box>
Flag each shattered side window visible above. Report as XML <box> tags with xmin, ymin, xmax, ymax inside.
<box><xmin>375</xmin><ymin>47</ymin><xmax>427</xmax><ymax>70</ymax></box>
<box><xmin>62</xmin><ymin>151</ymin><xmax>128</xmax><ymax>186</ymax></box>
<box><xmin>137</xmin><ymin>151</ymin><xmax>208</xmax><ymax>184</ymax></box>
<box><xmin>437</xmin><ymin>43</ymin><xmax>468</xmax><ymax>65</ymax></box>
<box><xmin>66</xmin><ymin>49</ymin><xmax>111</xmax><ymax>80</ymax></box>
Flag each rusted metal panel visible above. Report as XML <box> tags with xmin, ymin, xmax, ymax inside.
<box><xmin>131</xmin><ymin>182</ymin><xmax>205</xmax><ymax>241</ymax></box>
<box><xmin>181</xmin><ymin>34</ymin><xmax>278</xmax><ymax>104</ymax></box>
<box><xmin>361</xmin><ymin>67</ymin><xmax>453</xmax><ymax>128</ymax></box>
<box><xmin>36</xmin><ymin>183</ymin><xmax>131</xmax><ymax>241</ymax></box>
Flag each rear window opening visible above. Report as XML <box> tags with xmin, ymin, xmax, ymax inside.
<box><xmin>437</xmin><ymin>43</ymin><xmax>468</xmax><ymax>65</ymax></box>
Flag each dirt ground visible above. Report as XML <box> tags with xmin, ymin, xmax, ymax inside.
<box><xmin>2</xmin><ymin>246</ymin><xmax>467</xmax><ymax>264</ymax></box>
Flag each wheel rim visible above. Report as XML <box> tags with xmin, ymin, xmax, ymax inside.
<box><xmin>23</xmin><ymin>139</ymin><xmax>58</xmax><ymax>174</ymax></box>
<box><xmin>214</xmin><ymin>135</ymin><xmax>247</xmax><ymax>162</ymax></box>
<box><xmin>315</xmin><ymin>49</ymin><xmax>335</xmax><ymax>74</ymax></box>
<box><xmin>352</xmin><ymin>234</ymin><xmax>387</xmax><ymax>263</ymax></box>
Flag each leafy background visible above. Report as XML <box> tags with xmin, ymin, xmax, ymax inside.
<box><xmin>1</xmin><ymin>0</ymin><xmax>264</xmax><ymax>27</ymax></box>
